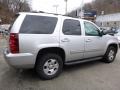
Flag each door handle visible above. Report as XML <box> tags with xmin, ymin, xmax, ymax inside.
<box><xmin>86</xmin><ymin>39</ymin><xmax>91</xmax><ymax>42</ymax></box>
<box><xmin>61</xmin><ymin>38</ymin><xmax>70</xmax><ymax>42</ymax></box>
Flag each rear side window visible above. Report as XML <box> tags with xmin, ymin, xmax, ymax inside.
<box><xmin>62</xmin><ymin>19</ymin><xmax>81</xmax><ymax>35</ymax></box>
<box><xmin>20</xmin><ymin>15</ymin><xmax>58</xmax><ymax>34</ymax></box>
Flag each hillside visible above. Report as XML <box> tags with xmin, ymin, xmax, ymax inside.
<box><xmin>84</xmin><ymin>0</ymin><xmax>120</xmax><ymax>15</ymax></box>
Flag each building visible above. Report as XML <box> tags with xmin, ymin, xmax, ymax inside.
<box><xmin>67</xmin><ymin>9</ymin><xmax>97</xmax><ymax>22</ymax></box>
<box><xmin>96</xmin><ymin>13</ymin><xmax>120</xmax><ymax>28</ymax></box>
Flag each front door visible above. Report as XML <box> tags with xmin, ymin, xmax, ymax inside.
<box><xmin>84</xmin><ymin>21</ymin><xmax>104</xmax><ymax>58</ymax></box>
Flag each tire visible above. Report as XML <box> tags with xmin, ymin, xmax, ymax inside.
<box><xmin>35</xmin><ymin>53</ymin><xmax>63</xmax><ymax>80</ymax></box>
<box><xmin>102</xmin><ymin>46</ymin><xmax>117</xmax><ymax>63</ymax></box>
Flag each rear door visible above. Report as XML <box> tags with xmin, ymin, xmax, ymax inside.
<box><xmin>19</xmin><ymin>15</ymin><xmax>59</xmax><ymax>54</ymax></box>
<box><xmin>60</xmin><ymin>19</ymin><xmax>85</xmax><ymax>61</ymax></box>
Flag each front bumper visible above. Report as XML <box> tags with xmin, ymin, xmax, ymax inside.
<box><xmin>4</xmin><ymin>49</ymin><xmax>35</xmax><ymax>69</ymax></box>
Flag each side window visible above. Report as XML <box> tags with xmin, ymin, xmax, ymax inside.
<box><xmin>84</xmin><ymin>21</ymin><xmax>100</xmax><ymax>36</ymax></box>
<box><xmin>62</xmin><ymin>19</ymin><xmax>81</xmax><ymax>35</ymax></box>
<box><xmin>20</xmin><ymin>15</ymin><xmax>58</xmax><ymax>34</ymax></box>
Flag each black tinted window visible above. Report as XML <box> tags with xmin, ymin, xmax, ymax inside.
<box><xmin>20</xmin><ymin>15</ymin><xmax>58</xmax><ymax>34</ymax></box>
<box><xmin>62</xmin><ymin>19</ymin><xmax>81</xmax><ymax>35</ymax></box>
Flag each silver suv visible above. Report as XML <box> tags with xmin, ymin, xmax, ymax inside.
<box><xmin>4</xmin><ymin>12</ymin><xmax>119</xmax><ymax>80</ymax></box>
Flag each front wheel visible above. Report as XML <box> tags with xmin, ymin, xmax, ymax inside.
<box><xmin>102</xmin><ymin>46</ymin><xmax>117</xmax><ymax>63</ymax></box>
<box><xmin>35</xmin><ymin>53</ymin><xmax>63</xmax><ymax>80</ymax></box>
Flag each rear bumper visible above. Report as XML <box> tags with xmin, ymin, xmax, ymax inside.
<box><xmin>4</xmin><ymin>49</ymin><xmax>35</xmax><ymax>69</ymax></box>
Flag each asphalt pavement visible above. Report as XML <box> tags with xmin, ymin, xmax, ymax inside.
<box><xmin>0</xmin><ymin>38</ymin><xmax>120</xmax><ymax>90</ymax></box>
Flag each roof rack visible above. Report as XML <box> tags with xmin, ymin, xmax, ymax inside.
<box><xmin>31</xmin><ymin>11</ymin><xmax>65</xmax><ymax>16</ymax></box>
<box><xmin>18</xmin><ymin>11</ymin><xmax>81</xmax><ymax>19</ymax></box>
<box><xmin>30</xmin><ymin>11</ymin><xmax>79</xmax><ymax>18</ymax></box>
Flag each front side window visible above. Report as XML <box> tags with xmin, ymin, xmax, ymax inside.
<box><xmin>84</xmin><ymin>21</ymin><xmax>100</xmax><ymax>36</ymax></box>
<box><xmin>62</xmin><ymin>19</ymin><xmax>81</xmax><ymax>35</ymax></box>
<box><xmin>20</xmin><ymin>15</ymin><xmax>58</xmax><ymax>34</ymax></box>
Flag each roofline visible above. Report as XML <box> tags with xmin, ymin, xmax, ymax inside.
<box><xmin>16</xmin><ymin>11</ymin><xmax>83</xmax><ymax>20</ymax></box>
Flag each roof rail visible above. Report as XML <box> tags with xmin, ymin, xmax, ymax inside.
<box><xmin>18</xmin><ymin>11</ymin><xmax>81</xmax><ymax>19</ymax></box>
<box><xmin>31</xmin><ymin>11</ymin><xmax>67</xmax><ymax>16</ymax></box>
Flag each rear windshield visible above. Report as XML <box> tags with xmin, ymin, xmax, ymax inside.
<box><xmin>20</xmin><ymin>15</ymin><xmax>58</xmax><ymax>34</ymax></box>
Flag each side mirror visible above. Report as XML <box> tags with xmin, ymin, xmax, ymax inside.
<box><xmin>99</xmin><ymin>30</ymin><xmax>104</xmax><ymax>36</ymax></box>
<box><xmin>99</xmin><ymin>28</ymin><xmax>107</xmax><ymax>36</ymax></box>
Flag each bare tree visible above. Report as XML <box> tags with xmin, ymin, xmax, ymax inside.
<box><xmin>0</xmin><ymin>0</ymin><xmax>30</xmax><ymax>23</ymax></box>
<box><xmin>83</xmin><ymin>3</ymin><xmax>93</xmax><ymax>11</ymax></box>
<box><xmin>92</xmin><ymin>0</ymin><xmax>120</xmax><ymax>14</ymax></box>
<box><xmin>0</xmin><ymin>0</ymin><xmax>30</xmax><ymax>13</ymax></box>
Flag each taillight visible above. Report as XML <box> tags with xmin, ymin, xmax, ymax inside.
<box><xmin>9</xmin><ymin>33</ymin><xmax>19</xmax><ymax>53</ymax></box>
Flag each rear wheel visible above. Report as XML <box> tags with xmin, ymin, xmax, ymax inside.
<box><xmin>102</xmin><ymin>46</ymin><xmax>117</xmax><ymax>63</ymax></box>
<box><xmin>35</xmin><ymin>53</ymin><xmax>63</xmax><ymax>80</ymax></box>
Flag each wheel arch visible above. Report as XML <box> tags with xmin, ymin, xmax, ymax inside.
<box><xmin>35</xmin><ymin>47</ymin><xmax>66</xmax><ymax>67</ymax></box>
<box><xmin>107</xmin><ymin>43</ymin><xmax>118</xmax><ymax>53</ymax></box>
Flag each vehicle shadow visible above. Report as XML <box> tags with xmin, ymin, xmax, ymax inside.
<box><xmin>64</xmin><ymin>60</ymin><xmax>103</xmax><ymax>72</ymax></box>
<box><xmin>1</xmin><ymin>60</ymin><xmax>103</xmax><ymax>79</ymax></box>
<box><xmin>16</xmin><ymin>60</ymin><xmax>104</xmax><ymax>80</ymax></box>
<box><xmin>0</xmin><ymin>60</ymin><xmax>108</xmax><ymax>89</ymax></box>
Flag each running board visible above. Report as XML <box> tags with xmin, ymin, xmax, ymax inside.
<box><xmin>65</xmin><ymin>57</ymin><xmax>102</xmax><ymax>65</ymax></box>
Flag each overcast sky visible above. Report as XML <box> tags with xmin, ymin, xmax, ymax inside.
<box><xmin>31</xmin><ymin>0</ymin><xmax>93</xmax><ymax>14</ymax></box>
